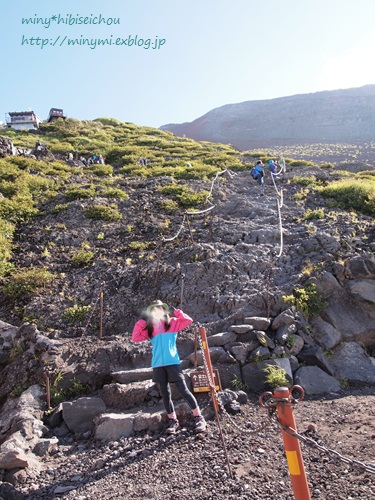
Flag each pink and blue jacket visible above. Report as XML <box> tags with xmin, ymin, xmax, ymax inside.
<box><xmin>132</xmin><ymin>309</ymin><xmax>193</xmax><ymax>368</ymax></box>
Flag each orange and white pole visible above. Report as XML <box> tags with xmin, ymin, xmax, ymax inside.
<box><xmin>274</xmin><ymin>387</ymin><xmax>311</xmax><ymax>500</ymax></box>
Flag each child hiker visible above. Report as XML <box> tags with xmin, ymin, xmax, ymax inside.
<box><xmin>132</xmin><ymin>300</ymin><xmax>207</xmax><ymax>434</ymax></box>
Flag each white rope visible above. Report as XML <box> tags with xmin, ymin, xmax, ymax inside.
<box><xmin>268</xmin><ymin>157</ymin><xmax>285</xmax><ymax>256</ymax></box>
<box><xmin>275</xmin><ymin>197</ymin><xmax>284</xmax><ymax>258</ymax></box>
<box><xmin>186</xmin><ymin>205</ymin><xmax>215</xmax><ymax>216</ymax></box>
<box><xmin>206</xmin><ymin>168</ymin><xmax>235</xmax><ymax>204</ymax></box>
<box><xmin>162</xmin><ymin>214</ymin><xmax>186</xmax><ymax>242</ymax></box>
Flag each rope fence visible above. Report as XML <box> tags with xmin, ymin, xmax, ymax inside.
<box><xmin>59</xmin><ymin>157</ymin><xmax>288</xmax><ymax>349</ymax></box>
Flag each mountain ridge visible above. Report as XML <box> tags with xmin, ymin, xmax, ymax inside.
<box><xmin>160</xmin><ymin>85</ymin><xmax>375</xmax><ymax>149</ymax></box>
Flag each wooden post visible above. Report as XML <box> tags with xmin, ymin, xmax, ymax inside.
<box><xmin>185</xmin><ymin>214</ymin><xmax>194</xmax><ymax>244</ymax></box>
<box><xmin>99</xmin><ymin>289</ymin><xmax>104</xmax><ymax>340</ymax></box>
<box><xmin>208</xmin><ymin>209</ymin><xmax>214</xmax><ymax>241</ymax></box>
<box><xmin>153</xmin><ymin>243</ymin><xmax>163</xmax><ymax>288</ymax></box>
<box><xmin>45</xmin><ymin>372</ymin><xmax>51</xmax><ymax>411</ymax></box>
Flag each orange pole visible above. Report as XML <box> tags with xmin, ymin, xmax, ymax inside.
<box><xmin>199</xmin><ymin>326</ymin><xmax>219</xmax><ymax>412</ymax></box>
<box><xmin>274</xmin><ymin>387</ymin><xmax>311</xmax><ymax>500</ymax></box>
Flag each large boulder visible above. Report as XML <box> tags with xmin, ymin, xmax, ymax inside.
<box><xmin>62</xmin><ymin>397</ymin><xmax>106</xmax><ymax>434</ymax></box>
<box><xmin>243</xmin><ymin>317</ymin><xmax>271</xmax><ymax>331</ymax></box>
<box><xmin>311</xmin><ymin>317</ymin><xmax>342</xmax><ymax>350</ymax></box>
<box><xmin>207</xmin><ymin>331</ymin><xmax>237</xmax><ymax>347</ymax></box>
<box><xmin>242</xmin><ymin>358</ymin><xmax>293</xmax><ymax>392</ymax></box>
<box><xmin>294</xmin><ymin>366</ymin><xmax>341</xmax><ymax>395</ymax></box>
<box><xmin>297</xmin><ymin>346</ymin><xmax>334</xmax><ymax>375</ymax></box>
<box><xmin>94</xmin><ymin>413</ymin><xmax>134</xmax><ymax>441</ymax></box>
<box><xmin>316</xmin><ymin>271</ymin><xmax>375</xmax><ymax>346</ymax></box>
<box><xmin>0</xmin><ymin>136</ymin><xmax>16</xmax><ymax>157</ymax></box>
<box><xmin>345</xmin><ymin>253</ymin><xmax>375</xmax><ymax>279</ymax></box>
<box><xmin>0</xmin><ymin>385</ymin><xmax>46</xmax><ymax>443</ymax></box>
<box><xmin>329</xmin><ymin>342</ymin><xmax>375</xmax><ymax>383</ymax></box>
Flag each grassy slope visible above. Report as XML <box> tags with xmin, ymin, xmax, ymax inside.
<box><xmin>0</xmin><ymin>118</ymin><xmax>374</xmax><ymax>333</ymax></box>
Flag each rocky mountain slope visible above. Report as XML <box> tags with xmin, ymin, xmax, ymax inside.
<box><xmin>161</xmin><ymin>85</ymin><xmax>375</xmax><ymax>149</ymax></box>
<box><xmin>1</xmin><ymin>125</ymin><xmax>375</xmax><ymax>498</ymax></box>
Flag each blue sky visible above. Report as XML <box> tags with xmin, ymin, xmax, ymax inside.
<box><xmin>1</xmin><ymin>0</ymin><xmax>375</xmax><ymax>128</ymax></box>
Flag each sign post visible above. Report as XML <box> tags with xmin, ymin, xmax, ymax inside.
<box><xmin>198</xmin><ymin>326</ymin><xmax>219</xmax><ymax>413</ymax></box>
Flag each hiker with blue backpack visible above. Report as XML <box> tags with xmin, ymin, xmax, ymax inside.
<box><xmin>268</xmin><ymin>159</ymin><xmax>277</xmax><ymax>180</ymax></box>
<box><xmin>250</xmin><ymin>160</ymin><xmax>265</xmax><ymax>196</ymax></box>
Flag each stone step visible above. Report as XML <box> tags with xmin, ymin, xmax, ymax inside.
<box><xmin>94</xmin><ymin>401</ymin><xmax>197</xmax><ymax>440</ymax></box>
<box><xmin>111</xmin><ymin>368</ymin><xmax>153</xmax><ymax>384</ymax></box>
<box><xmin>106</xmin><ymin>370</ymin><xmax>198</xmax><ymax>410</ymax></box>
<box><xmin>56</xmin><ymin>388</ymin><xmax>243</xmax><ymax>440</ymax></box>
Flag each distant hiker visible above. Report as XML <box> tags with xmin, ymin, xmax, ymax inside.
<box><xmin>35</xmin><ymin>140</ymin><xmax>41</xmax><ymax>149</ymax></box>
<box><xmin>252</xmin><ymin>160</ymin><xmax>265</xmax><ymax>196</ymax></box>
<box><xmin>80</xmin><ymin>156</ymin><xmax>87</xmax><ymax>166</ymax></box>
<box><xmin>98</xmin><ymin>154</ymin><xmax>104</xmax><ymax>164</ymax></box>
<box><xmin>68</xmin><ymin>152</ymin><xmax>73</xmax><ymax>161</ymax></box>
<box><xmin>268</xmin><ymin>159</ymin><xmax>277</xmax><ymax>179</ymax></box>
<box><xmin>132</xmin><ymin>300</ymin><xmax>207</xmax><ymax>434</ymax></box>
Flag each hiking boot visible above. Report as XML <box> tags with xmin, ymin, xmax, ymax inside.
<box><xmin>195</xmin><ymin>415</ymin><xmax>207</xmax><ymax>433</ymax></box>
<box><xmin>166</xmin><ymin>418</ymin><xmax>179</xmax><ymax>434</ymax></box>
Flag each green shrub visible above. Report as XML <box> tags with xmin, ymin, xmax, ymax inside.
<box><xmin>283</xmin><ymin>283</ymin><xmax>328</xmax><ymax>319</ymax></box>
<box><xmin>160</xmin><ymin>199</ymin><xmax>179</xmax><ymax>211</ymax></box>
<box><xmin>293</xmin><ymin>175</ymin><xmax>317</xmax><ymax>187</ymax></box>
<box><xmin>319</xmin><ymin>179</ymin><xmax>375</xmax><ymax>216</ymax></box>
<box><xmin>177</xmin><ymin>188</ymin><xmax>208</xmax><ymax>207</ymax></box>
<box><xmin>86</xmin><ymin>164</ymin><xmax>114</xmax><ymax>177</ymax></box>
<box><xmin>304</xmin><ymin>208</ymin><xmax>325</xmax><ymax>220</ymax></box>
<box><xmin>263</xmin><ymin>365</ymin><xmax>289</xmax><ymax>390</ymax></box>
<box><xmin>66</xmin><ymin>185</ymin><xmax>95</xmax><ymax>201</ymax></box>
<box><xmin>84</xmin><ymin>204</ymin><xmax>122</xmax><ymax>222</ymax></box>
<box><xmin>49</xmin><ymin>371</ymin><xmax>90</xmax><ymax>406</ymax></box>
<box><xmin>0</xmin><ymin>179</ymin><xmax>20</xmax><ymax>197</ymax></box>
<box><xmin>0</xmin><ymin>195</ymin><xmax>38</xmax><ymax>223</ymax></box>
<box><xmin>230</xmin><ymin>375</ymin><xmax>249</xmax><ymax>391</ymax></box>
<box><xmin>158</xmin><ymin>184</ymin><xmax>185</xmax><ymax>196</ymax></box>
<box><xmin>2</xmin><ymin>267</ymin><xmax>55</xmax><ymax>299</ymax></box>
<box><xmin>128</xmin><ymin>241</ymin><xmax>151</xmax><ymax>251</ymax></box>
<box><xmin>158</xmin><ymin>184</ymin><xmax>208</xmax><ymax>207</ymax></box>
<box><xmin>101</xmin><ymin>188</ymin><xmax>129</xmax><ymax>200</ymax></box>
<box><xmin>50</xmin><ymin>203</ymin><xmax>69</xmax><ymax>214</ymax></box>
<box><xmin>94</xmin><ymin>117</ymin><xmax>123</xmax><ymax>127</ymax></box>
<box><xmin>289</xmin><ymin>160</ymin><xmax>315</xmax><ymax>167</ymax></box>
<box><xmin>63</xmin><ymin>304</ymin><xmax>91</xmax><ymax>323</ymax></box>
<box><xmin>71</xmin><ymin>250</ymin><xmax>94</xmax><ymax>267</ymax></box>
<box><xmin>0</xmin><ymin>219</ymin><xmax>15</xmax><ymax>277</ymax></box>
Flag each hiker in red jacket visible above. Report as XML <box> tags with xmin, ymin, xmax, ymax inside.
<box><xmin>132</xmin><ymin>300</ymin><xmax>207</xmax><ymax>434</ymax></box>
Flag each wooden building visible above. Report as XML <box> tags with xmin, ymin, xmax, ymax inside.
<box><xmin>47</xmin><ymin>108</ymin><xmax>66</xmax><ymax>123</ymax></box>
